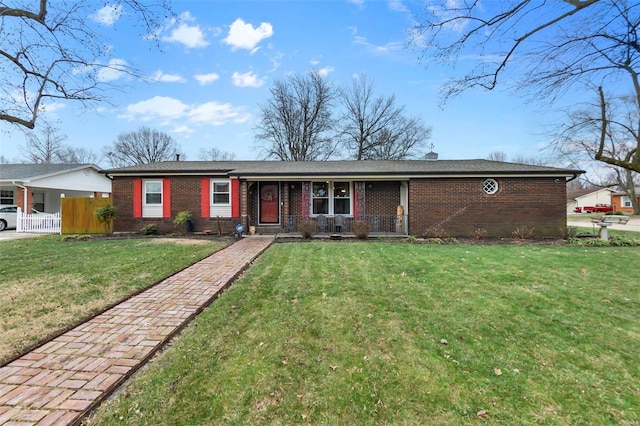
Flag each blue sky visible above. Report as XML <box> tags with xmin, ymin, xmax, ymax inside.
<box><xmin>0</xmin><ymin>0</ymin><xmax>566</xmax><ymax>166</ymax></box>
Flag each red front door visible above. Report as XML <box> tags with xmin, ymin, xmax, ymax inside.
<box><xmin>259</xmin><ymin>183</ymin><xmax>279</xmax><ymax>224</ymax></box>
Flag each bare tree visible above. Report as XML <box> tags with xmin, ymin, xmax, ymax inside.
<box><xmin>552</xmin><ymin>91</ymin><xmax>640</xmax><ymax>213</ymax></box>
<box><xmin>255</xmin><ymin>70</ymin><xmax>336</xmax><ymax>161</ymax></box>
<box><xmin>56</xmin><ymin>146</ymin><xmax>99</xmax><ymax>164</ymax></box>
<box><xmin>199</xmin><ymin>147</ymin><xmax>237</xmax><ymax>161</ymax></box>
<box><xmin>486</xmin><ymin>151</ymin><xmax>508</xmax><ymax>162</ymax></box>
<box><xmin>105</xmin><ymin>127</ymin><xmax>182</xmax><ymax>167</ymax></box>
<box><xmin>20</xmin><ymin>124</ymin><xmax>99</xmax><ymax>164</ymax></box>
<box><xmin>338</xmin><ymin>75</ymin><xmax>432</xmax><ymax>160</ymax></box>
<box><xmin>0</xmin><ymin>1</ymin><xmax>172</xmax><ymax>130</ymax></box>
<box><xmin>22</xmin><ymin>124</ymin><xmax>67</xmax><ymax>163</ymax></box>
<box><xmin>487</xmin><ymin>151</ymin><xmax>550</xmax><ymax>165</ymax></box>
<box><xmin>412</xmin><ymin>0</ymin><xmax>640</xmax><ymax>173</ymax></box>
<box><xmin>607</xmin><ymin>167</ymin><xmax>639</xmax><ymax>214</ymax></box>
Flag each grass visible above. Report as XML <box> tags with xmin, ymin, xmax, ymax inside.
<box><xmin>0</xmin><ymin>235</ymin><xmax>226</xmax><ymax>364</ymax></box>
<box><xmin>86</xmin><ymin>242</ymin><xmax>639</xmax><ymax>425</ymax></box>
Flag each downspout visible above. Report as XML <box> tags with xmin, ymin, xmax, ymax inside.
<box><xmin>12</xmin><ymin>181</ymin><xmax>28</xmax><ymax>232</ymax></box>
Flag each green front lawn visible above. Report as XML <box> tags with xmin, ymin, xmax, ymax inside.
<box><xmin>87</xmin><ymin>242</ymin><xmax>639</xmax><ymax>425</ymax></box>
<box><xmin>0</xmin><ymin>236</ymin><xmax>226</xmax><ymax>364</ymax></box>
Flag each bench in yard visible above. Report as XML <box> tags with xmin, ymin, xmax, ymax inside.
<box><xmin>591</xmin><ymin>215</ymin><xmax>630</xmax><ymax>240</ymax></box>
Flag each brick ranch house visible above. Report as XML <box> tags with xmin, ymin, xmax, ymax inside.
<box><xmin>103</xmin><ymin>159</ymin><xmax>583</xmax><ymax>238</ymax></box>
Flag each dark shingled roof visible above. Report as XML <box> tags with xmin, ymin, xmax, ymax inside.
<box><xmin>103</xmin><ymin>160</ymin><xmax>583</xmax><ymax>177</ymax></box>
<box><xmin>0</xmin><ymin>163</ymin><xmax>99</xmax><ymax>181</ymax></box>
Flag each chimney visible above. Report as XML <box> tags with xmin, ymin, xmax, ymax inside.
<box><xmin>176</xmin><ymin>154</ymin><xmax>180</xmax><ymax>161</ymax></box>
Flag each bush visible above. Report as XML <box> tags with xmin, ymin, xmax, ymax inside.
<box><xmin>141</xmin><ymin>223</ymin><xmax>159</xmax><ymax>235</ymax></box>
<box><xmin>512</xmin><ymin>226</ymin><xmax>535</xmax><ymax>239</ymax></box>
<box><xmin>297</xmin><ymin>220</ymin><xmax>318</xmax><ymax>239</ymax></box>
<box><xmin>424</xmin><ymin>224</ymin><xmax>446</xmax><ymax>238</ymax></box>
<box><xmin>472</xmin><ymin>228</ymin><xmax>487</xmax><ymax>240</ymax></box>
<box><xmin>351</xmin><ymin>220</ymin><xmax>371</xmax><ymax>239</ymax></box>
<box><xmin>174</xmin><ymin>210</ymin><xmax>192</xmax><ymax>234</ymax></box>
<box><xmin>94</xmin><ymin>204</ymin><xmax>117</xmax><ymax>234</ymax></box>
<box><xmin>564</xmin><ymin>226</ymin><xmax>578</xmax><ymax>239</ymax></box>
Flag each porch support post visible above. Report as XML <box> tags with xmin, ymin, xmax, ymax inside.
<box><xmin>282</xmin><ymin>182</ymin><xmax>290</xmax><ymax>219</ymax></box>
<box><xmin>240</xmin><ymin>180</ymin><xmax>249</xmax><ymax>229</ymax></box>
<box><xmin>354</xmin><ymin>181</ymin><xmax>365</xmax><ymax>219</ymax></box>
<box><xmin>301</xmin><ymin>181</ymin><xmax>310</xmax><ymax>218</ymax></box>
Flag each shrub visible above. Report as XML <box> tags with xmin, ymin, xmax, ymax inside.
<box><xmin>424</xmin><ymin>224</ymin><xmax>446</xmax><ymax>238</ymax></box>
<box><xmin>351</xmin><ymin>220</ymin><xmax>371</xmax><ymax>240</ymax></box>
<box><xmin>564</xmin><ymin>226</ymin><xmax>578</xmax><ymax>239</ymax></box>
<box><xmin>141</xmin><ymin>223</ymin><xmax>159</xmax><ymax>235</ymax></box>
<box><xmin>609</xmin><ymin>211</ymin><xmax>625</xmax><ymax>216</ymax></box>
<box><xmin>445</xmin><ymin>236</ymin><xmax>457</xmax><ymax>244</ymax></box>
<box><xmin>94</xmin><ymin>204</ymin><xmax>117</xmax><ymax>234</ymax></box>
<box><xmin>425</xmin><ymin>237</ymin><xmax>443</xmax><ymax>244</ymax></box>
<box><xmin>174</xmin><ymin>210</ymin><xmax>192</xmax><ymax>234</ymax></box>
<box><xmin>472</xmin><ymin>228</ymin><xmax>487</xmax><ymax>240</ymax></box>
<box><xmin>297</xmin><ymin>220</ymin><xmax>318</xmax><ymax>239</ymax></box>
<box><xmin>404</xmin><ymin>235</ymin><xmax>417</xmax><ymax>244</ymax></box>
<box><xmin>512</xmin><ymin>226</ymin><xmax>535</xmax><ymax>239</ymax></box>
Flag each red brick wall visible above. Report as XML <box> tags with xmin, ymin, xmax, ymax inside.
<box><xmin>364</xmin><ymin>181</ymin><xmax>400</xmax><ymax>216</ymax></box>
<box><xmin>409</xmin><ymin>177</ymin><xmax>567</xmax><ymax>238</ymax></box>
<box><xmin>112</xmin><ymin>177</ymin><xmax>237</xmax><ymax>234</ymax></box>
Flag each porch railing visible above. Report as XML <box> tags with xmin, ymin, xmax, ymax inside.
<box><xmin>274</xmin><ymin>214</ymin><xmax>408</xmax><ymax>235</ymax></box>
<box><xmin>17</xmin><ymin>207</ymin><xmax>61</xmax><ymax>234</ymax></box>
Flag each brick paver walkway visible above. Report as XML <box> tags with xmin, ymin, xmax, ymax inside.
<box><xmin>0</xmin><ymin>236</ymin><xmax>273</xmax><ymax>426</ymax></box>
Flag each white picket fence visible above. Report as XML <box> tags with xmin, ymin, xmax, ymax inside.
<box><xmin>17</xmin><ymin>207</ymin><xmax>61</xmax><ymax>234</ymax></box>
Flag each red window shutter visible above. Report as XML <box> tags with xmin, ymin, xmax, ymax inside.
<box><xmin>133</xmin><ymin>179</ymin><xmax>142</xmax><ymax>218</ymax></box>
<box><xmin>231</xmin><ymin>178</ymin><xmax>240</xmax><ymax>218</ymax></box>
<box><xmin>162</xmin><ymin>179</ymin><xmax>171</xmax><ymax>218</ymax></box>
<box><xmin>201</xmin><ymin>178</ymin><xmax>210</xmax><ymax>218</ymax></box>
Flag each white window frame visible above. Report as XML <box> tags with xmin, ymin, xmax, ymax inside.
<box><xmin>311</xmin><ymin>181</ymin><xmax>352</xmax><ymax>216</ymax></box>
<box><xmin>144</xmin><ymin>180</ymin><xmax>163</xmax><ymax>206</ymax></box>
<box><xmin>209</xmin><ymin>179</ymin><xmax>232</xmax><ymax>217</ymax></box>
<box><xmin>622</xmin><ymin>196</ymin><xmax>632</xmax><ymax>207</ymax></box>
<box><xmin>142</xmin><ymin>180</ymin><xmax>163</xmax><ymax>218</ymax></box>
<box><xmin>211</xmin><ymin>181</ymin><xmax>230</xmax><ymax>206</ymax></box>
<box><xmin>0</xmin><ymin>190</ymin><xmax>14</xmax><ymax>205</ymax></box>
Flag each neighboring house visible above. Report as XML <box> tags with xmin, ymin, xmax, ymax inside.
<box><xmin>566</xmin><ymin>188</ymin><xmax>615</xmax><ymax>213</ymax></box>
<box><xmin>0</xmin><ymin>164</ymin><xmax>112</xmax><ymax>213</ymax></box>
<box><xmin>104</xmin><ymin>159</ymin><xmax>582</xmax><ymax>238</ymax></box>
<box><xmin>611</xmin><ymin>186</ymin><xmax>640</xmax><ymax>214</ymax></box>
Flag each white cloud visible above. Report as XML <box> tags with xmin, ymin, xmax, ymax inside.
<box><xmin>97</xmin><ymin>58</ymin><xmax>128</xmax><ymax>82</ymax></box>
<box><xmin>163</xmin><ymin>13</ymin><xmax>209</xmax><ymax>48</ymax></box>
<box><xmin>122</xmin><ymin>96</ymin><xmax>188</xmax><ymax>121</ymax></box>
<box><xmin>90</xmin><ymin>4</ymin><xmax>123</xmax><ymax>26</ymax></box>
<box><xmin>188</xmin><ymin>101</ymin><xmax>250</xmax><ymax>125</ymax></box>
<box><xmin>150</xmin><ymin>70</ymin><xmax>186</xmax><ymax>83</ymax></box>
<box><xmin>194</xmin><ymin>73</ymin><xmax>220</xmax><ymax>85</ymax></box>
<box><xmin>231</xmin><ymin>71</ymin><xmax>265</xmax><ymax>88</ymax></box>
<box><xmin>120</xmin><ymin>96</ymin><xmax>249</xmax><ymax>126</ymax></box>
<box><xmin>353</xmin><ymin>36</ymin><xmax>403</xmax><ymax>54</ymax></box>
<box><xmin>316</xmin><ymin>67</ymin><xmax>334</xmax><ymax>77</ymax></box>
<box><xmin>388</xmin><ymin>0</ymin><xmax>408</xmax><ymax>12</ymax></box>
<box><xmin>223</xmin><ymin>18</ymin><xmax>274</xmax><ymax>52</ymax></box>
<box><xmin>173</xmin><ymin>125</ymin><xmax>194</xmax><ymax>134</ymax></box>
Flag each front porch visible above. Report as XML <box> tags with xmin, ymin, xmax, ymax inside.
<box><xmin>242</xmin><ymin>179</ymin><xmax>409</xmax><ymax>236</ymax></box>
<box><xmin>248</xmin><ymin>214</ymin><xmax>409</xmax><ymax>236</ymax></box>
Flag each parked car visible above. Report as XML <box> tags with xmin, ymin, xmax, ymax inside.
<box><xmin>0</xmin><ymin>205</ymin><xmax>50</xmax><ymax>231</ymax></box>
<box><xmin>574</xmin><ymin>204</ymin><xmax>614</xmax><ymax>214</ymax></box>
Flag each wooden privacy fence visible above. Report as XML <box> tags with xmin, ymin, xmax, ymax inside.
<box><xmin>61</xmin><ymin>197</ymin><xmax>112</xmax><ymax>234</ymax></box>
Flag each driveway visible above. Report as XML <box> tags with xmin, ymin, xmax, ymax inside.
<box><xmin>0</xmin><ymin>231</ymin><xmax>46</xmax><ymax>241</ymax></box>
